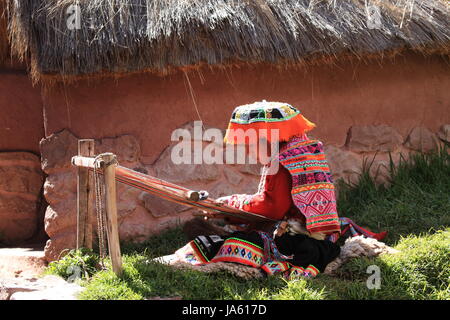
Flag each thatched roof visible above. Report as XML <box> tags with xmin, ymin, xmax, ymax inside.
<box><xmin>6</xmin><ymin>0</ymin><xmax>450</xmax><ymax>82</ymax></box>
<box><xmin>0</xmin><ymin>2</ymin><xmax>11</xmax><ymax>66</ymax></box>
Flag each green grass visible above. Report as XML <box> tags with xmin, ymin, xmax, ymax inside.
<box><xmin>336</xmin><ymin>148</ymin><xmax>450</xmax><ymax>245</ymax></box>
<box><xmin>44</xmin><ymin>248</ymin><xmax>100</xmax><ymax>280</ymax></box>
<box><xmin>48</xmin><ymin>148</ymin><xmax>450</xmax><ymax>300</ymax></box>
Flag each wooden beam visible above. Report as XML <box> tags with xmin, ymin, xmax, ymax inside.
<box><xmin>72</xmin><ymin>155</ymin><xmax>275</xmax><ymax>223</ymax></box>
<box><xmin>85</xmin><ymin>143</ymin><xmax>95</xmax><ymax>250</ymax></box>
<box><xmin>76</xmin><ymin>139</ymin><xmax>94</xmax><ymax>250</ymax></box>
<box><xmin>72</xmin><ymin>155</ymin><xmax>96</xmax><ymax>168</ymax></box>
<box><xmin>102</xmin><ymin>153</ymin><xmax>123</xmax><ymax>276</ymax></box>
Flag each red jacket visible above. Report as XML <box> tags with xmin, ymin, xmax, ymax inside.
<box><xmin>227</xmin><ymin>165</ymin><xmax>301</xmax><ymax>221</ymax></box>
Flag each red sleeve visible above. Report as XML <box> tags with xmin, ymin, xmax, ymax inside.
<box><xmin>240</xmin><ymin>165</ymin><xmax>294</xmax><ymax>221</ymax></box>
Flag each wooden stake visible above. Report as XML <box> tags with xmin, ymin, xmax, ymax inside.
<box><xmin>102</xmin><ymin>153</ymin><xmax>123</xmax><ymax>276</ymax></box>
<box><xmin>77</xmin><ymin>139</ymin><xmax>94</xmax><ymax>249</ymax></box>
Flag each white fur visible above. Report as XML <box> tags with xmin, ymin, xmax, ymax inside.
<box><xmin>324</xmin><ymin>235</ymin><xmax>399</xmax><ymax>274</ymax></box>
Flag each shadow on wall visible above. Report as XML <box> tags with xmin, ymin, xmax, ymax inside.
<box><xmin>0</xmin><ymin>151</ymin><xmax>47</xmax><ymax>246</ymax></box>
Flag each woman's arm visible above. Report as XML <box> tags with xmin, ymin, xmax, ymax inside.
<box><xmin>218</xmin><ymin>165</ymin><xmax>294</xmax><ymax>221</ymax></box>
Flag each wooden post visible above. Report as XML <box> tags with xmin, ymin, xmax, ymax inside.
<box><xmin>102</xmin><ymin>153</ymin><xmax>123</xmax><ymax>276</ymax></box>
<box><xmin>77</xmin><ymin>139</ymin><xmax>95</xmax><ymax>249</ymax></box>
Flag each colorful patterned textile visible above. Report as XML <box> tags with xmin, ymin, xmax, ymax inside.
<box><xmin>224</xmin><ymin>101</ymin><xmax>316</xmax><ymax>144</ymax></box>
<box><xmin>278</xmin><ymin>136</ymin><xmax>341</xmax><ymax>235</ymax></box>
<box><xmin>304</xmin><ymin>265</ymin><xmax>320</xmax><ymax>277</ymax></box>
<box><xmin>261</xmin><ymin>261</ymin><xmax>291</xmax><ymax>275</ymax></box>
<box><xmin>210</xmin><ymin>237</ymin><xmax>265</xmax><ymax>268</ymax></box>
<box><xmin>193</xmin><ymin>235</ymin><xmax>226</xmax><ymax>260</ymax></box>
<box><xmin>258</xmin><ymin>231</ymin><xmax>293</xmax><ymax>262</ymax></box>
<box><xmin>174</xmin><ymin>235</ymin><xmax>225</xmax><ymax>265</ymax></box>
<box><xmin>286</xmin><ymin>266</ymin><xmax>305</xmax><ymax>279</ymax></box>
<box><xmin>175</xmin><ymin>231</ymin><xmax>339</xmax><ymax>280</ymax></box>
<box><xmin>210</xmin><ymin>233</ymin><xmax>326</xmax><ymax>280</ymax></box>
<box><xmin>174</xmin><ymin>240</ymin><xmax>209</xmax><ymax>265</ymax></box>
<box><xmin>326</xmin><ymin>217</ymin><xmax>388</xmax><ymax>243</ymax></box>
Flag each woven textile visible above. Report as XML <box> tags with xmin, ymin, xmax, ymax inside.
<box><xmin>209</xmin><ymin>234</ymin><xmax>326</xmax><ymax>280</ymax></box>
<box><xmin>260</xmin><ymin>261</ymin><xmax>291</xmax><ymax>275</ymax></box>
<box><xmin>183</xmin><ymin>240</ymin><xmax>210</xmax><ymax>265</ymax></box>
<box><xmin>224</xmin><ymin>101</ymin><xmax>316</xmax><ymax>143</ymax></box>
<box><xmin>210</xmin><ymin>237</ymin><xmax>265</xmax><ymax>268</ymax></box>
<box><xmin>288</xmin><ymin>266</ymin><xmax>305</xmax><ymax>279</ymax></box>
<box><xmin>172</xmin><ymin>231</ymin><xmax>340</xmax><ymax>280</ymax></box>
<box><xmin>278</xmin><ymin>136</ymin><xmax>341</xmax><ymax>235</ymax></box>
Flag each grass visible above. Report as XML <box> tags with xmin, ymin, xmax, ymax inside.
<box><xmin>48</xmin><ymin>148</ymin><xmax>450</xmax><ymax>300</ymax></box>
<box><xmin>44</xmin><ymin>248</ymin><xmax>100</xmax><ymax>280</ymax></box>
<box><xmin>336</xmin><ymin>147</ymin><xmax>450</xmax><ymax>245</ymax></box>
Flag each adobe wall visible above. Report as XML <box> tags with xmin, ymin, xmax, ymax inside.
<box><xmin>0</xmin><ymin>71</ymin><xmax>44</xmax><ymax>154</ymax></box>
<box><xmin>42</xmin><ymin>52</ymin><xmax>450</xmax><ymax>165</ymax></box>
<box><xmin>0</xmin><ymin>71</ymin><xmax>45</xmax><ymax>244</ymax></box>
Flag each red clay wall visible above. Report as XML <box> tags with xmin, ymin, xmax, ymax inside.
<box><xmin>0</xmin><ymin>71</ymin><xmax>45</xmax><ymax>244</ymax></box>
<box><xmin>0</xmin><ymin>71</ymin><xmax>44</xmax><ymax>154</ymax></box>
<box><xmin>42</xmin><ymin>52</ymin><xmax>450</xmax><ymax>164</ymax></box>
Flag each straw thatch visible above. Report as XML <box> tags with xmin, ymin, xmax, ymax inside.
<box><xmin>6</xmin><ymin>0</ymin><xmax>450</xmax><ymax>82</ymax></box>
<box><xmin>0</xmin><ymin>2</ymin><xmax>11</xmax><ymax>66</ymax></box>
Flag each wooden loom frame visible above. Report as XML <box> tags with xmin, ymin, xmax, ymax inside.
<box><xmin>71</xmin><ymin>139</ymin><xmax>275</xmax><ymax>276</ymax></box>
<box><xmin>72</xmin><ymin>139</ymin><xmax>123</xmax><ymax>275</ymax></box>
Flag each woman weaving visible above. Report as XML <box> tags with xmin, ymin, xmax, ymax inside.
<box><xmin>173</xmin><ymin>101</ymin><xmax>386</xmax><ymax>280</ymax></box>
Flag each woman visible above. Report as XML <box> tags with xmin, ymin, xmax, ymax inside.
<box><xmin>176</xmin><ymin>101</ymin><xmax>386</xmax><ymax>279</ymax></box>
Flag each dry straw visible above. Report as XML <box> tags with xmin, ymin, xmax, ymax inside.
<box><xmin>4</xmin><ymin>0</ymin><xmax>450</xmax><ymax>83</ymax></box>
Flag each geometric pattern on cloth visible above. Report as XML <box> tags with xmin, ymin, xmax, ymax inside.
<box><xmin>191</xmin><ymin>238</ymin><xmax>213</xmax><ymax>263</ymax></box>
<box><xmin>258</xmin><ymin>231</ymin><xmax>293</xmax><ymax>263</ymax></box>
<box><xmin>279</xmin><ymin>137</ymin><xmax>341</xmax><ymax>235</ymax></box>
<box><xmin>326</xmin><ymin>217</ymin><xmax>388</xmax><ymax>243</ymax></box>
<box><xmin>283</xmin><ymin>265</ymin><xmax>320</xmax><ymax>280</ymax></box>
<box><xmin>224</xmin><ymin>102</ymin><xmax>316</xmax><ymax>144</ymax></box>
<box><xmin>293</xmin><ymin>187</ymin><xmax>340</xmax><ymax>234</ymax></box>
<box><xmin>261</xmin><ymin>262</ymin><xmax>320</xmax><ymax>280</ymax></box>
<box><xmin>178</xmin><ymin>234</ymin><xmax>325</xmax><ymax>281</ymax></box>
<box><xmin>285</xmin><ymin>266</ymin><xmax>305</xmax><ymax>279</ymax></box>
<box><xmin>303</xmin><ymin>265</ymin><xmax>320</xmax><ymax>278</ymax></box>
<box><xmin>210</xmin><ymin>238</ymin><xmax>264</xmax><ymax>268</ymax></box>
<box><xmin>291</xmin><ymin>172</ymin><xmax>334</xmax><ymax>186</ymax></box>
<box><xmin>261</xmin><ymin>261</ymin><xmax>291</xmax><ymax>275</ymax></box>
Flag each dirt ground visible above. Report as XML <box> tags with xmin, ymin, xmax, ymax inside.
<box><xmin>0</xmin><ymin>244</ymin><xmax>47</xmax><ymax>280</ymax></box>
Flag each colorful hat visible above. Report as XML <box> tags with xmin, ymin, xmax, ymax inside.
<box><xmin>224</xmin><ymin>101</ymin><xmax>316</xmax><ymax>144</ymax></box>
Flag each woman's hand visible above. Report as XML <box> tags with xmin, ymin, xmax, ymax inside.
<box><xmin>215</xmin><ymin>196</ymin><xmax>231</xmax><ymax>205</ymax></box>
